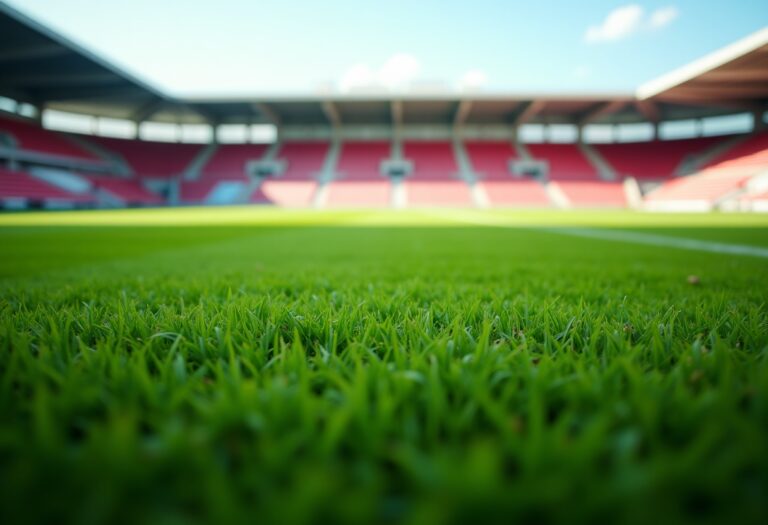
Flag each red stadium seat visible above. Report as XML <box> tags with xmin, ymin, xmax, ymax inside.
<box><xmin>553</xmin><ymin>181</ymin><xmax>627</xmax><ymax>207</ymax></box>
<box><xmin>0</xmin><ymin>115</ymin><xmax>97</xmax><ymax>161</ymax></box>
<box><xmin>701</xmin><ymin>131</ymin><xmax>768</xmax><ymax>172</ymax></box>
<box><xmin>596</xmin><ymin>137</ymin><xmax>724</xmax><ymax>180</ymax></box>
<box><xmin>526</xmin><ymin>144</ymin><xmax>599</xmax><ymax>181</ymax></box>
<box><xmin>405</xmin><ymin>181</ymin><xmax>473</xmax><ymax>207</ymax></box>
<box><xmin>325</xmin><ymin>181</ymin><xmax>390</xmax><ymax>207</ymax></box>
<box><xmin>403</xmin><ymin>141</ymin><xmax>458</xmax><ymax>180</ymax></box>
<box><xmin>479</xmin><ymin>180</ymin><xmax>551</xmax><ymax>207</ymax></box>
<box><xmin>87</xmin><ymin>176</ymin><xmax>164</xmax><ymax>205</ymax></box>
<box><xmin>88</xmin><ymin>136</ymin><xmax>202</xmax><ymax>179</ymax></box>
<box><xmin>201</xmin><ymin>144</ymin><xmax>268</xmax><ymax>180</ymax></box>
<box><xmin>252</xmin><ymin>180</ymin><xmax>318</xmax><ymax>207</ymax></box>
<box><xmin>276</xmin><ymin>142</ymin><xmax>329</xmax><ymax>180</ymax></box>
<box><xmin>336</xmin><ymin>141</ymin><xmax>390</xmax><ymax>180</ymax></box>
<box><xmin>464</xmin><ymin>141</ymin><xmax>518</xmax><ymax>180</ymax></box>
<box><xmin>0</xmin><ymin>168</ymin><xmax>92</xmax><ymax>202</ymax></box>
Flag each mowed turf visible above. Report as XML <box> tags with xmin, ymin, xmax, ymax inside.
<box><xmin>1</xmin><ymin>209</ymin><xmax>767</xmax><ymax>525</ymax></box>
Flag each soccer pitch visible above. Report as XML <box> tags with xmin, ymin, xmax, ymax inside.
<box><xmin>1</xmin><ymin>208</ymin><xmax>767</xmax><ymax>524</ymax></box>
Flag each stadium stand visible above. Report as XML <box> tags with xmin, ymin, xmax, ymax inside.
<box><xmin>245</xmin><ymin>141</ymin><xmax>328</xmax><ymax>207</ymax></box>
<box><xmin>325</xmin><ymin>181</ymin><xmax>391</xmax><ymax>207</ymax></box>
<box><xmin>0</xmin><ymin>115</ymin><xmax>97</xmax><ymax>161</ymax></box>
<box><xmin>88</xmin><ymin>136</ymin><xmax>202</xmax><ymax>179</ymax></box>
<box><xmin>0</xmin><ymin>5</ymin><xmax>766</xmax><ymax>212</ymax></box>
<box><xmin>404</xmin><ymin>141</ymin><xmax>458</xmax><ymax>181</ymax></box>
<box><xmin>738</xmin><ymin>190</ymin><xmax>768</xmax><ymax>212</ymax></box>
<box><xmin>200</xmin><ymin>144</ymin><xmax>268</xmax><ymax>180</ymax></box>
<box><xmin>465</xmin><ymin>141</ymin><xmax>551</xmax><ymax>206</ymax></box>
<box><xmin>0</xmin><ymin>167</ymin><xmax>93</xmax><ymax>204</ymax></box>
<box><xmin>86</xmin><ymin>176</ymin><xmax>164</xmax><ymax>206</ymax></box>
<box><xmin>464</xmin><ymin>141</ymin><xmax>518</xmax><ymax>180</ymax></box>
<box><xmin>335</xmin><ymin>141</ymin><xmax>390</xmax><ymax>180</ymax></box>
<box><xmin>595</xmin><ymin>137</ymin><xmax>725</xmax><ymax>180</ymax></box>
<box><xmin>479</xmin><ymin>180</ymin><xmax>552</xmax><ymax>207</ymax></box>
<box><xmin>526</xmin><ymin>144</ymin><xmax>600</xmax><ymax>181</ymax></box>
<box><xmin>700</xmin><ymin>131</ymin><xmax>768</xmax><ymax>172</ymax></box>
<box><xmin>251</xmin><ymin>180</ymin><xmax>318</xmax><ymax>207</ymax></box>
<box><xmin>645</xmin><ymin>170</ymin><xmax>751</xmax><ymax>210</ymax></box>
<box><xmin>325</xmin><ymin>141</ymin><xmax>391</xmax><ymax>207</ymax></box>
<box><xmin>180</xmin><ymin>144</ymin><xmax>268</xmax><ymax>204</ymax></box>
<box><xmin>403</xmin><ymin>141</ymin><xmax>473</xmax><ymax>206</ymax></box>
<box><xmin>276</xmin><ymin>141</ymin><xmax>328</xmax><ymax>180</ymax></box>
<box><xmin>646</xmin><ymin>131</ymin><xmax>768</xmax><ymax>210</ymax></box>
<box><xmin>553</xmin><ymin>181</ymin><xmax>628</xmax><ymax>208</ymax></box>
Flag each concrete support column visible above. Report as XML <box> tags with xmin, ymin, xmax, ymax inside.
<box><xmin>753</xmin><ymin>109</ymin><xmax>767</xmax><ymax>132</ymax></box>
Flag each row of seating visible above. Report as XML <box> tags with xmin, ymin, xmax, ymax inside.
<box><xmin>0</xmin><ymin>167</ymin><xmax>92</xmax><ymax>203</ymax></box>
<box><xmin>2</xmin><ymin>112</ymin><xmax>766</xmax><ymax>209</ymax></box>
<box><xmin>646</xmin><ymin>132</ymin><xmax>768</xmax><ymax>210</ymax></box>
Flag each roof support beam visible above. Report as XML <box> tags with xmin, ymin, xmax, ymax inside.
<box><xmin>0</xmin><ymin>73</ymin><xmax>119</xmax><ymax>88</ymax></box>
<box><xmin>634</xmin><ymin>100</ymin><xmax>661</xmax><ymax>123</ymax></box>
<box><xmin>252</xmin><ymin>103</ymin><xmax>281</xmax><ymax>126</ymax></box>
<box><xmin>699</xmin><ymin>69</ymin><xmax>768</xmax><ymax>82</ymax></box>
<box><xmin>578</xmin><ymin>100</ymin><xmax>627</xmax><ymax>125</ymax></box>
<box><xmin>668</xmin><ymin>85</ymin><xmax>768</xmax><ymax>98</ymax></box>
<box><xmin>0</xmin><ymin>44</ymin><xmax>70</xmax><ymax>64</ymax></box>
<box><xmin>37</xmin><ymin>86</ymin><xmax>147</xmax><ymax>102</ymax></box>
<box><xmin>654</xmin><ymin>94</ymin><xmax>765</xmax><ymax>111</ymax></box>
<box><xmin>130</xmin><ymin>98</ymin><xmax>167</xmax><ymax>122</ymax></box>
<box><xmin>391</xmin><ymin>100</ymin><xmax>403</xmax><ymax>127</ymax></box>
<box><xmin>513</xmin><ymin>100</ymin><xmax>546</xmax><ymax>126</ymax></box>
<box><xmin>453</xmin><ymin>100</ymin><xmax>473</xmax><ymax>127</ymax></box>
<box><xmin>321</xmin><ymin>101</ymin><xmax>341</xmax><ymax>127</ymax></box>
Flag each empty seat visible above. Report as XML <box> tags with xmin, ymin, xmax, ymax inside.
<box><xmin>596</xmin><ymin>137</ymin><xmax>724</xmax><ymax>180</ymax></box>
<box><xmin>464</xmin><ymin>141</ymin><xmax>518</xmax><ymax>180</ymax></box>
<box><xmin>87</xmin><ymin>176</ymin><xmax>163</xmax><ymax>205</ymax></box>
<box><xmin>89</xmin><ymin>136</ymin><xmax>202</xmax><ymax>178</ymax></box>
<box><xmin>325</xmin><ymin>181</ymin><xmax>390</xmax><ymax>208</ymax></box>
<box><xmin>0</xmin><ymin>168</ymin><xmax>92</xmax><ymax>202</ymax></box>
<box><xmin>251</xmin><ymin>180</ymin><xmax>318</xmax><ymax>207</ymax></box>
<box><xmin>276</xmin><ymin>142</ymin><xmax>329</xmax><ymax>180</ymax></box>
<box><xmin>336</xmin><ymin>141</ymin><xmax>390</xmax><ymax>180</ymax></box>
<box><xmin>405</xmin><ymin>181</ymin><xmax>473</xmax><ymax>207</ymax></box>
<box><xmin>0</xmin><ymin>115</ymin><xmax>97</xmax><ymax>161</ymax></box>
<box><xmin>646</xmin><ymin>171</ymin><xmax>750</xmax><ymax>205</ymax></box>
<box><xmin>526</xmin><ymin>144</ymin><xmax>599</xmax><ymax>181</ymax></box>
<box><xmin>201</xmin><ymin>144</ymin><xmax>268</xmax><ymax>180</ymax></box>
<box><xmin>702</xmin><ymin>131</ymin><xmax>768</xmax><ymax>172</ymax></box>
<box><xmin>479</xmin><ymin>180</ymin><xmax>551</xmax><ymax>207</ymax></box>
<box><xmin>554</xmin><ymin>181</ymin><xmax>627</xmax><ymax>207</ymax></box>
<box><xmin>403</xmin><ymin>141</ymin><xmax>458</xmax><ymax>180</ymax></box>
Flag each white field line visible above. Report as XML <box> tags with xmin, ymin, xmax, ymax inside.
<box><xmin>544</xmin><ymin>227</ymin><xmax>768</xmax><ymax>258</ymax></box>
<box><xmin>424</xmin><ymin>210</ymin><xmax>768</xmax><ymax>259</ymax></box>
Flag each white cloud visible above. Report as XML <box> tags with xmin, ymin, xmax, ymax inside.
<box><xmin>377</xmin><ymin>53</ymin><xmax>421</xmax><ymax>89</ymax></box>
<box><xmin>338</xmin><ymin>64</ymin><xmax>376</xmax><ymax>92</ymax></box>
<box><xmin>585</xmin><ymin>4</ymin><xmax>679</xmax><ymax>44</ymax></box>
<box><xmin>585</xmin><ymin>4</ymin><xmax>645</xmax><ymax>43</ymax></box>
<box><xmin>338</xmin><ymin>54</ymin><xmax>488</xmax><ymax>93</ymax></box>
<box><xmin>649</xmin><ymin>6</ymin><xmax>679</xmax><ymax>29</ymax></box>
<box><xmin>338</xmin><ymin>53</ymin><xmax>421</xmax><ymax>92</ymax></box>
<box><xmin>457</xmin><ymin>69</ymin><xmax>489</xmax><ymax>91</ymax></box>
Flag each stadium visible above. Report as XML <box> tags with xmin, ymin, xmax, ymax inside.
<box><xmin>1</xmin><ymin>1</ymin><xmax>767</xmax><ymax>524</ymax></box>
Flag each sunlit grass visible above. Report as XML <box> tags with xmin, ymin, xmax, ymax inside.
<box><xmin>1</xmin><ymin>209</ymin><xmax>767</xmax><ymax>524</ymax></box>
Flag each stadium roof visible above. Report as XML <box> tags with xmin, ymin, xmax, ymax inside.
<box><xmin>637</xmin><ymin>27</ymin><xmax>768</xmax><ymax>110</ymax></box>
<box><xmin>0</xmin><ymin>0</ymin><xmax>765</xmax><ymax>128</ymax></box>
<box><xmin>0</xmin><ymin>1</ymin><xmax>199</xmax><ymax>123</ymax></box>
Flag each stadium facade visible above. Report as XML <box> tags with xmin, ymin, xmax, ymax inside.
<box><xmin>0</xmin><ymin>2</ymin><xmax>767</xmax><ymax>211</ymax></box>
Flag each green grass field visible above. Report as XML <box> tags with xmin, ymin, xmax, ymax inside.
<box><xmin>1</xmin><ymin>208</ymin><xmax>767</xmax><ymax>524</ymax></box>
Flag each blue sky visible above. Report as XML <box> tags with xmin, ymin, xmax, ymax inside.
<box><xmin>6</xmin><ymin>0</ymin><xmax>767</xmax><ymax>96</ymax></box>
